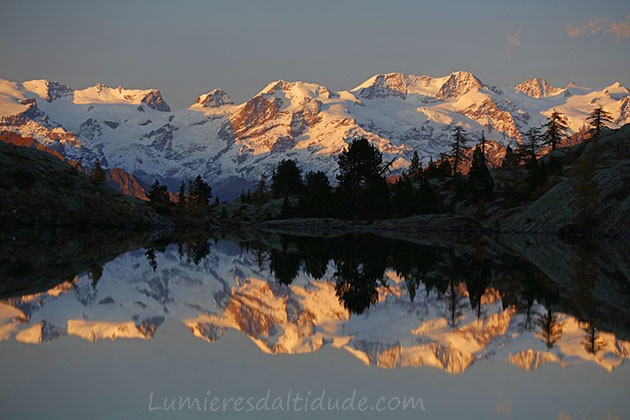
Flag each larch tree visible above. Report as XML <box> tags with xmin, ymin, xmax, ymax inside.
<box><xmin>91</xmin><ymin>159</ymin><xmax>106</xmax><ymax>185</ymax></box>
<box><xmin>543</xmin><ymin>110</ymin><xmax>569</xmax><ymax>151</ymax></box>
<box><xmin>518</xmin><ymin>127</ymin><xmax>543</xmax><ymax>163</ymax></box>
<box><xmin>587</xmin><ymin>106</ymin><xmax>613</xmax><ymax>139</ymax></box>
<box><xmin>408</xmin><ymin>150</ymin><xmax>422</xmax><ymax>180</ymax></box>
<box><xmin>449</xmin><ymin>125</ymin><xmax>468</xmax><ymax>176</ymax></box>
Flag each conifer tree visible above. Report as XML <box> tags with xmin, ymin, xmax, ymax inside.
<box><xmin>189</xmin><ymin>175</ymin><xmax>212</xmax><ymax>208</ymax></box>
<box><xmin>303</xmin><ymin>171</ymin><xmax>332</xmax><ymax>217</ymax></box>
<box><xmin>271</xmin><ymin>159</ymin><xmax>304</xmax><ymax>198</ymax></box>
<box><xmin>468</xmin><ymin>144</ymin><xmax>494</xmax><ymax>200</ymax></box>
<box><xmin>147</xmin><ymin>179</ymin><xmax>170</xmax><ymax>205</ymax></box>
<box><xmin>256</xmin><ymin>176</ymin><xmax>267</xmax><ymax>202</ymax></box>
<box><xmin>543</xmin><ymin>110</ymin><xmax>569</xmax><ymax>151</ymax></box>
<box><xmin>177</xmin><ymin>181</ymin><xmax>186</xmax><ymax>208</ymax></box>
<box><xmin>518</xmin><ymin>127</ymin><xmax>542</xmax><ymax>163</ymax></box>
<box><xmin>408</xmin><ymin>151</ymin><xmax>422</xmax><ymax>180</ymax></box>
<box><xmin>449</xmin><ymin>125</ymin><xmax>468</xmax><ymax>176</ymax></box>
<box><xmin>91</xmin><ymin>159</ymin><xmax>106</xmax><ymax>185</ymax></box>
<box><xmin>587</xmin><ymin>106</ymin><xmax>613</xmax><ymax>139</ymax></box>
<box><xmin>336</xmin><ymin>138</ymin><xmax>390</xmax><ymax>220</ymax></box>
<box><xmin>582</xmin><ymin>322</ymin><xmax>606</xmax><ymax>355</ymax></box>
<box><xmin>536</xmin><ymin>309</ymin><xmax>563</xmax><ymax>349</ymax></box>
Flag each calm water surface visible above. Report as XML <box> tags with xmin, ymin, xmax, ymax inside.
<box><xmin>0</xmin><ymin>231</ymin><xmax>628</xmax><ymax>419</ymax></box>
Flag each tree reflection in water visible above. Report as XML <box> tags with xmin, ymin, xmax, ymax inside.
<box><xmin>232</xmin><ymin>232</ymin><xmax>629</xmax><ymax>346</ymax></box>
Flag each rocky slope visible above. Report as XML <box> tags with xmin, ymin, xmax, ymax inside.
<box><xmin>1</xmin><ymin>73</ymin><xmax>629</xmax><ymax>199</ymax></box>
<box><xmin>0</xmin><ymin>141</ymin><xmax>161</xmax><ymax>227</ymax></box>
<box><xmin>494</xmin><ymin>125</ymin><xmax>630</xmax><ymax>237</ymax></box>
<box><xmin>0</xmin><ymin>132</ymin><xmax>147</xmax><ymax>199</ymax></box>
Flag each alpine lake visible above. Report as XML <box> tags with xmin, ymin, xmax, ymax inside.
<box><xmin>1</xmin><ymin>228</ymin><xmax>628</xmax><ymax>419</ymax></box>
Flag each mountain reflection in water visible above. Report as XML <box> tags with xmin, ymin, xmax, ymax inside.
<box><xmin>1</xmin><ymin>230</ymin><xmax>628</xmax><ymax>374</ymax></box>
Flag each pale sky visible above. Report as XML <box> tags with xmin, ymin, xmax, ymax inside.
<box><xmin>1</xmin><ymin>0</ymin><xmax>629</xmax><ymax>108</ymax></box>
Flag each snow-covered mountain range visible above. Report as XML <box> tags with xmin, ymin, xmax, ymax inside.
<box><xmin>0</xmin><ymin>237</ymin><xmax>628</xmax><ymax>374</ymax></box>
<box><xmin>1</xmin><ymin>72</ymin><xmax>629</xmax><ymax>199</ymax></box>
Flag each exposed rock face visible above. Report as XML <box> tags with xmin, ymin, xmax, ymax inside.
<box><xmin>355</xmin><ymin>73</ymin><xmax>412</xmax><ymax>99</ymax></box>
<box><xmin>496</xmin><ymin>126</ymin><xmax>630</xmax><ymax>238</ymax></box>
<box><xmin>142</xmin><ymin>123</ymin><xmax>178</xmax><ymax>152</ymax></box>
<box><xmin>435</xmin><ymin>71</ymin><xmax>484</xmax><ymax>100</ymax></box>
<box><xmin>228</xmin><ymin>95</ymin><xmax>282</xmax><ymax>139</ymax></box>
<box><xmin>78</xmin><ymin>118</ymin><xmax>102</xmax><ymax>140</ymax></box>
<box><xmin>1</xmin><ymin>73</ymin><xmax>629</xmax><ymax>199</ymax></box>
<box><xmin>105</xmin><ymin>168</ymin><xmax>147</xmax><ymax>200</ymax></box>
<box><xmin>460</xmin><ymin>98</ymin><xmax>520</xmax><ymax>140</ymax></box>
<box><xmin>0</xmin><ymin>132</ymin><xmax>64</xmax><ymax>160</ymax></box>
<box><xmin>21</xmin><ymin>80</ymin><xmax>73</xmax><ymax>102</ymax></box>
<box><xmin>194</xmin><ymin>89</ymin><xmax>234</xmax><ymax>108</ymax></box>
<box><xmin>290</xmin><ymin>98</ymin><xmax>322</xmax><ymax>137</ymax></box>
<box><xmin>141</xmin><ymin>90</ymin><xmax>171</xmax><ymax>112</ymax></box>
<box><xmin>515</xmin><ymin>78</ymin><xmax>562</xmax><ymax>98</ymax></box>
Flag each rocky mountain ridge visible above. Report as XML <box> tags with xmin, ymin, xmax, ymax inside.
<box><xmin>1</xmin><ymin>72</ymin><xmax>629</xmax><ymax>199</ymax></box>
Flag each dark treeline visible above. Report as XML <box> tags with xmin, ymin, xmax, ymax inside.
<box><xmin>237</xmin><ymin>105</ymin><xmax>613</xmax><ymax>224</ymax></box>
<box><xmin>239</xmin><ymin>234</ymin><xmax>560</xmax><ymax>319</ymax></box>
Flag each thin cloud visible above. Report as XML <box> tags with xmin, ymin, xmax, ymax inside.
<box><xmin>610</xmin><ymin>18</ymin><xmax>630</xmax><ymax>38</ymax></box>
<box><xmin>505</xmin><ymin>31</ymin><xmax>521</xmax><ymax>60</ymax></box>
<box><xmin>505</xmin><ymin>32</ymin><xmax>521</xmax><ymax>47</ymax></box>
<box><xmin>567</xmin><ymin>16</ymin><xmax>630</xmax><ymax>39</ymax></box>
<box><xmin>566</xmin><ymin>25</ymin><xmax>583</xmax><ymax>38</ymax></box>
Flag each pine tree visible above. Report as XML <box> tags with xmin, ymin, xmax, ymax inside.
<box><xmin>587</xmin><ymin>106</ymin><xmax>613</xmax><ymax>139</ymax></box>
<box><xmin>408</xmin><ymin>151</ymin><xmax>422</xmax><ymax>180</ymax></box>
<box><xmin>415</xmin><ymin>176</ymin><xmax>438</xmax><ymax>214</ymax></box>
<box><xmin>271</xmin><ymin>159</ymin><xmax>304</xmax><ymax>198</ymax></box>
<box><xmin>145</xmin><ymin>248</ymin><xmax>158</xmax><ymax>272</ymax></box>
<box><xmin>437</xmin><ymin>158</ymin><xmax>451</xmax><ymax>180</ymax></box>
<box><xmin>536</xmin><ymin>309</ymin><xmax>563</xmax><ymax>349</ymax></box>
<box><xmin>518</xmin><ymin>127</ymin><xmax>542</xmax><ymax>163</ymax></box>
<box><xmin>147</xmin><ymin>179</ymin><xmax>170</xmax><ymax>205</ymax></box>
<box><xmin>177</xmin><ymin>181</ymin><xmax>186</xmax><ymax>208</ymax></box>
<box><xmin>91</xmin><ymin>159</ymin><xmax>106</xmax><ymax>185</ymax></box>
<box><xmin>543</xmin><ymin>110</ymin><xmax>569</xmax><ymax>151</ymax></box>
<box><xmin>303</xmin><ymin>171</ymin><xmax>332</xmax><ymax>217</ymax></box>
<box><xmin>582</xmin><ymin>322</ymin><xmax>606</xmax><ymax>355</ymax></box>
<box><xmin>336</xmin><ymin>138</ymin><xmax>390</xmax><ymax>220</ymax></box>
<box><xmin>449</xmin><ymin>125</ymin><xmax>468</xmax><ymax>176</ymax></box>
<box><xmin>190</xmin><ymin>175</ymin><xmax>212</xmax><ymax>208</ymax></box>
<box><xmin>256</xmin><ymin>176</ymin><xmax>267</xmax><ymax>203</ymax></box>
<box><xmin>424</xmin><ymin>156</ymin><xmax>439</xmax><ymax>179</ymax></box>
<box><xmin>391</xmin><ymin>176</ymin><xmax>415</xmax><ymax>216</ymax></box>
<box><xmin>468</xmin><ymin>145</ymin><xmax>494</xmax><ymax>200</ymax></box>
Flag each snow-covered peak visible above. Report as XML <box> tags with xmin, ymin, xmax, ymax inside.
<box><xmin>352</xmin><ymin>72</ymin><xmax>442</xmax><ymax>99</ymax></box>
<box><xmin>192</xmin><ymin>89</ymin><xmax>233</xmax><ymax>108</ymax></box>
<box><xmin>602</xmin><ymin>81</ymin><xmax>630</xmax><ymax>99</ymax></box>
<box><xmin>0</xmin><ymin>79</ymin><xmax>31</xmax><ymax>117</ymax></box>
<box><xmin>515</xmin><ymin>78</ymin><xmax>562</xmax><ymax>98</ymax></box>
<box><xmin>257</xmin><ymin>80</ymin><xmax>337</xmax><ymax>101</ymax></box>
<box><xmin>22</xmin><ymin>79</ymin><xmax>73</xmax><ymax>102</ymax></box>
<box><xmin>73</xmin><ymin>83</ymin><xmax>170</xmax><ymax>111</ymax></box>
<box><xmin>435</xmin><ymin>71</ymin><xmax>484</xmax><ymax>100</ymax></box>
<box><xmin>353</xmin><ymin>71</ymin><xmax>484</xmax><ymax>101</ymax></box>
